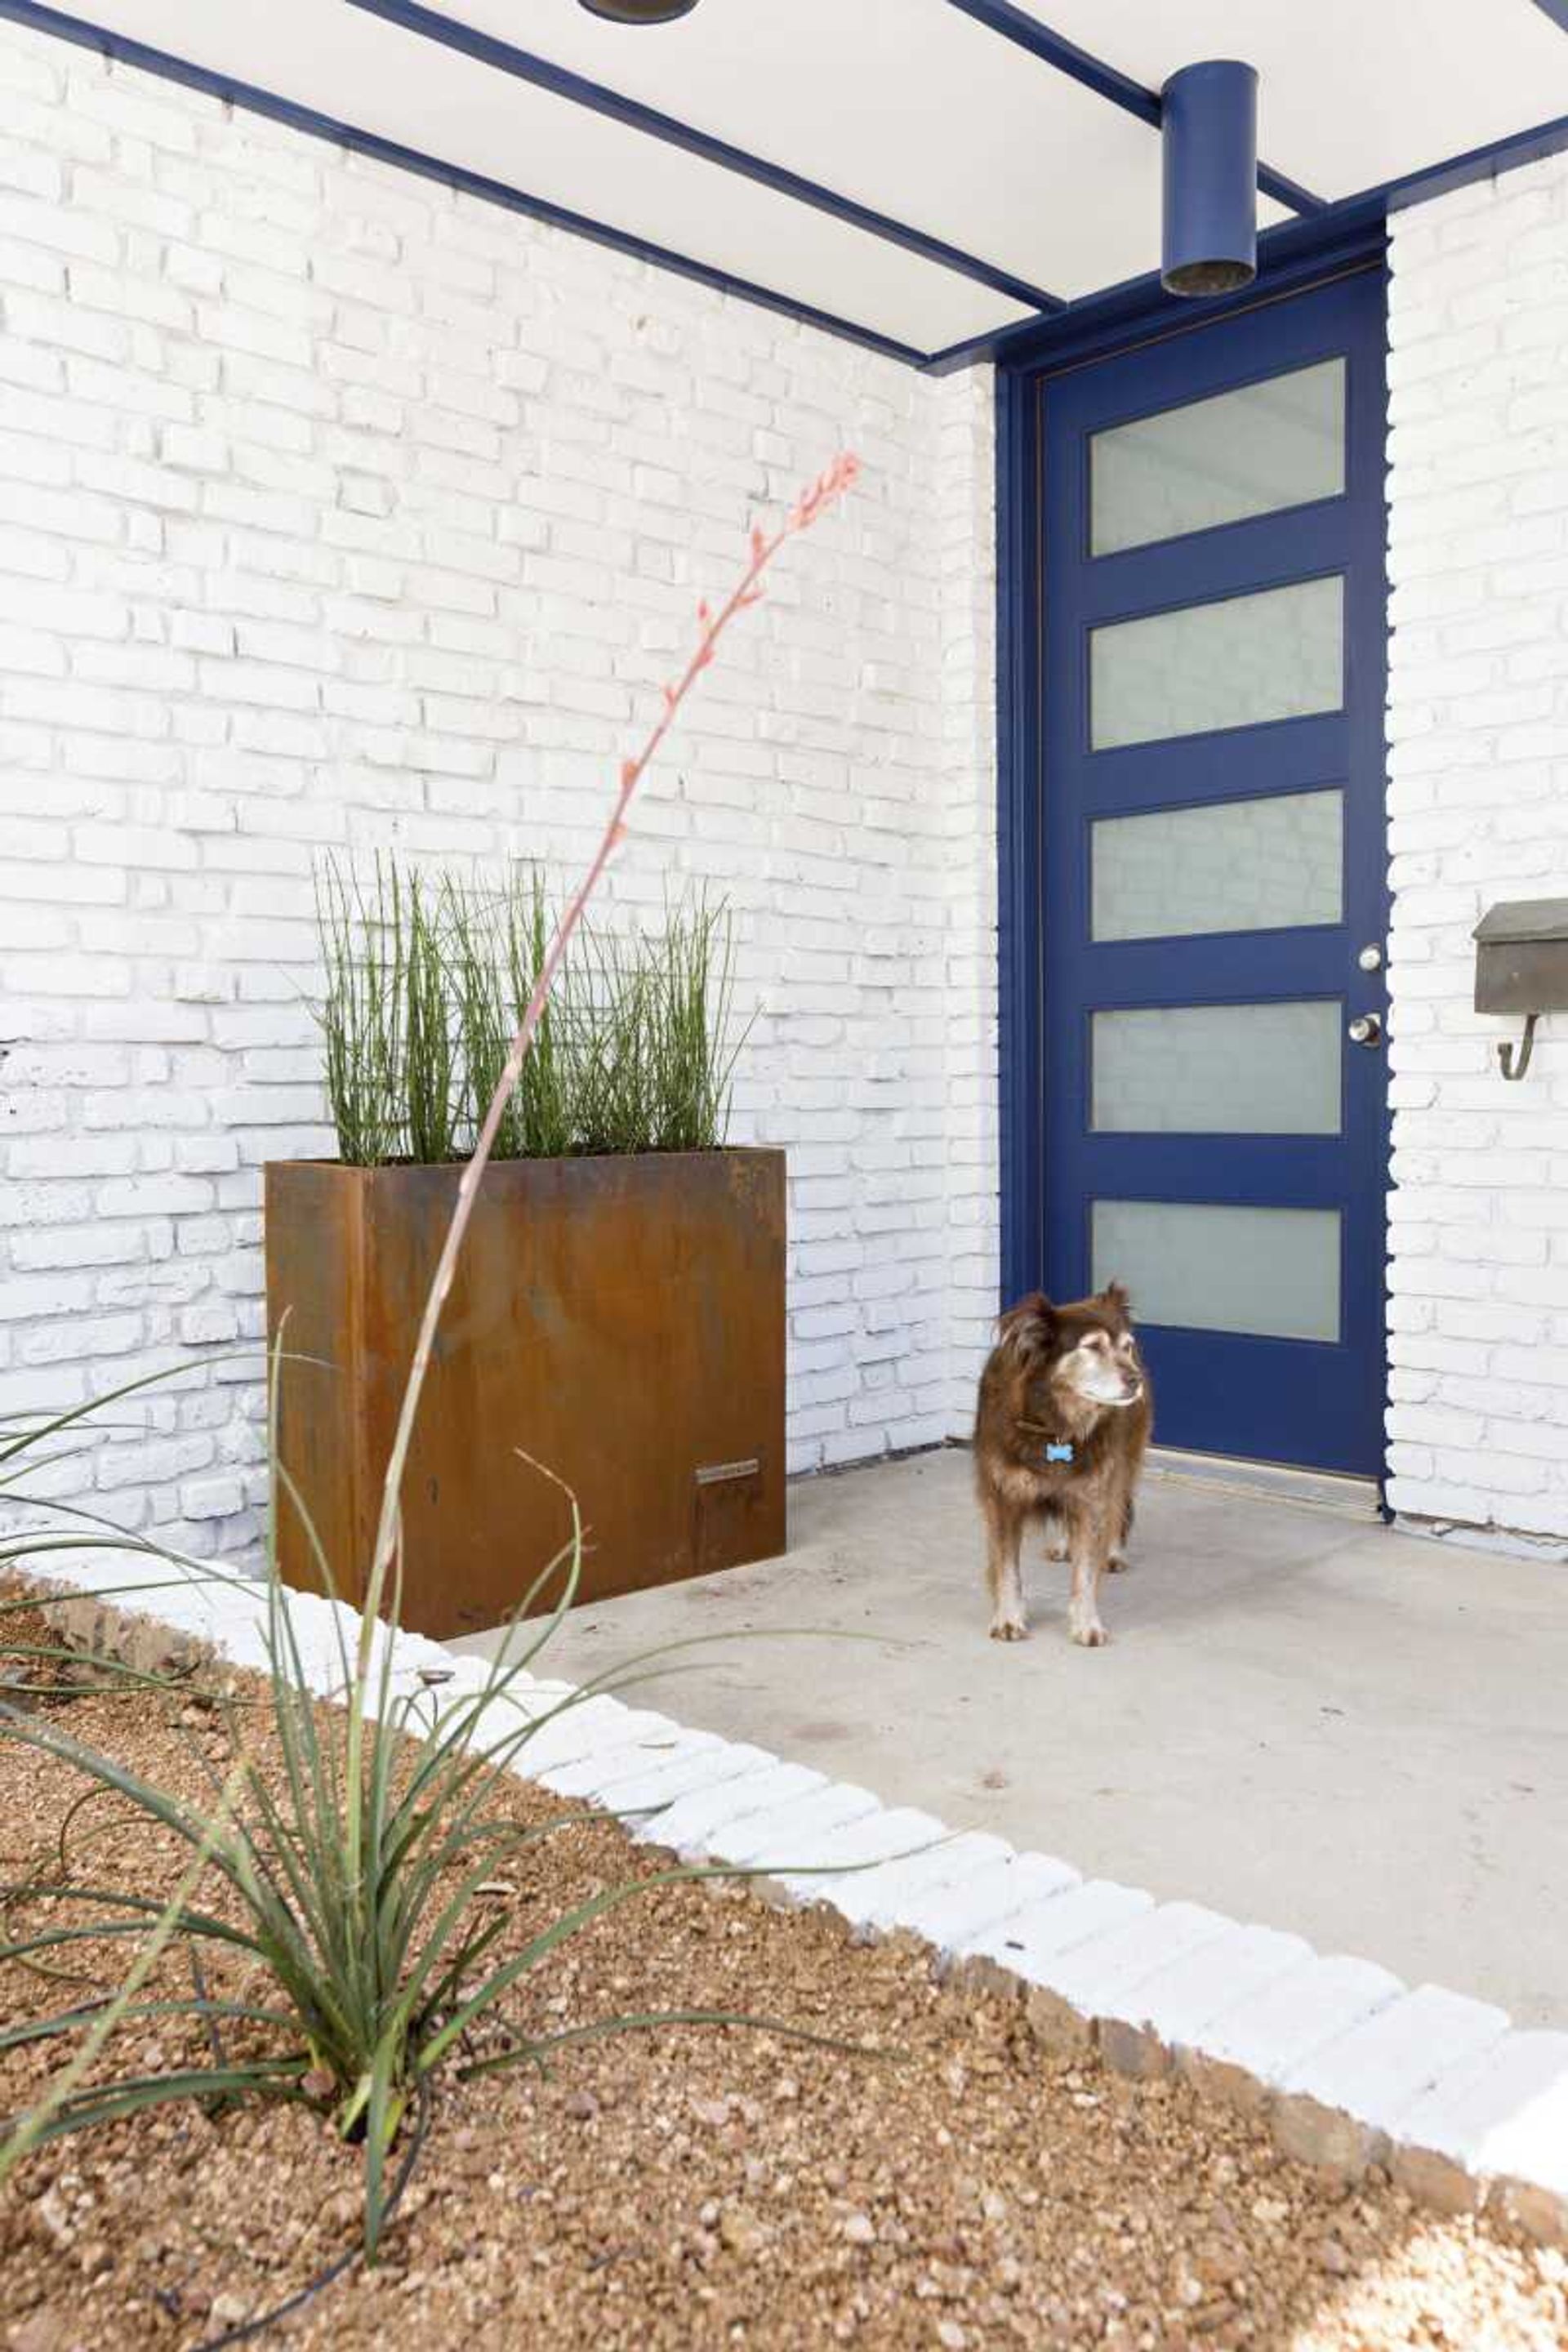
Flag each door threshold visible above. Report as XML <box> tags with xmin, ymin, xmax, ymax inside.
<box><xmin>1144</xmin><ymin>1446</ymin><xmax>1380</xmax><ymax>1521</ymax></box>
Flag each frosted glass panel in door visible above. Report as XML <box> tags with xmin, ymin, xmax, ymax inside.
<box><xmin>1091</xmin><ymin>788</ymin><xmax>1343</xmax><ymax>942</ymax></box>
<box><xmin>1092</xmin><ymin>1001</ymin><xmax>1342</xmax><ymax>1134</ymax></box>
<box><xmin>1091</xmin><ymin>359</ymin><xmax>1346</xmax><ymax>555</ymax></box>
<box><xmin>1090</xmin><ymin>576</ymin><xmax>1344</xmax><ymax>751</ymax></box>
<box><xmin>1092</xmin><ymin>1201</ymin><xmax>1341</xmax><ymax>1343</ymax></box>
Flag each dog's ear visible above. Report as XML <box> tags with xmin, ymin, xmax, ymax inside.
<box><xmin>996</xmin><ymin>1290</ymin><xmax>1058</xmax><ymax>1358</ymax></box>
<box><xmin>1098</xmin><ymin>1280</ymin><xmax>1133</xmax><ymax>1330</ymax></box>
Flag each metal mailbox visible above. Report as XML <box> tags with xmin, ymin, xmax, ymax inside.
<box><xmin>1472</xmin><ymin>897</ymin><xmax>1568</xmax><ymax>1079</ymax></box>
<box><xmin>1473</xmin><ymin>898</ymin><xmax>1568</xmax><ymax>1013</ymax></box>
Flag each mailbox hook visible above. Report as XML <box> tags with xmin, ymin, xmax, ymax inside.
<box><xmin>1498</xmin><ymin>1013</ymin><xmax>1539</xmax><ymax>1081</ymax></box>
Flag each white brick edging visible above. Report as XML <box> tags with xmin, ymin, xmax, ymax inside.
<box><xmin>29</xmin><ymin>1553</ymin><xmax>1568</xmax><ymax>2247</ymax></box>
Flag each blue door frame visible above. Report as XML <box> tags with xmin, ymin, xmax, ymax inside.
<box><xmin>996</xmin><ymin>247</ymin><xmax>1391</xmax><ymax>1480</ymax></box>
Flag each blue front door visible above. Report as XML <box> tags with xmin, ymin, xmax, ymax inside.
<box><xmin>1040</xmin><ymin>271</ymin><xmax>1388</xmax><ymax>1475</ymax></box>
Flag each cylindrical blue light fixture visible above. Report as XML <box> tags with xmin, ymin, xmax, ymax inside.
<box><xmin>1160</xmin><ymin>60</ymin><xmax>1258</xmax><ymax>298</ymax></box>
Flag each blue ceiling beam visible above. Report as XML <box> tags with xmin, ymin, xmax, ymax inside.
<box><xmin>945</xmin><ymin>0</ymin><xmax>1328</xmax><ymax>219</ymax></box>
<box><xmin>348</xmin><ymin>0</ymin><xmax>1065</xmax><ymax>315</ymax></box>
<box><xmin>0</xmin><ymin>0</ymin><xmax>934</xmax><ymax>368</ymax></box>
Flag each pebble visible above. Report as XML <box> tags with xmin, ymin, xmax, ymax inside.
<box><xmin>34</xmin><ymin>2191</ymin><xmax>72</xmax><ymax>2248</ymax></box>
<box><xmin>564</xmin><ymin>2091</ymin><xmax>599</xmax><ymax>2122</ymax></box>
<box><xmin>719</xmin><ymin>2207</ymin><xmax>768</xmax><ymax>2258</ymax></box>
<box><xmin>9</xmin><ymin>2314</ymin><xmax>69</xmax><ymax>2352</ymax></box>
<box><xmin>842</xmin><ymin>2212</ymin><xmax>876</xmax><ymax>2246</ymax></box>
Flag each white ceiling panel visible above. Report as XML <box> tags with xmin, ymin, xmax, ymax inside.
<box><xmin>408</xmin><ymin>0</ymin><xmax>1219</xmax><ymax>305</ymax></box>
<box><xmin>1003</xmin><ymin>0</ymin><xmax>1568</xmax><ymax>201</ymax></box>
<box><xmin>60</xmin><ymin>0</ymin><xmax>1036</xmax><ymax>354</ymax></box>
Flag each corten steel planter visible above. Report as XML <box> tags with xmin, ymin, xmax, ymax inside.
<box><xmin>264</xmin><ymin>1150</ymin><xmax>786</xmax><ymax>1641</ymax></box>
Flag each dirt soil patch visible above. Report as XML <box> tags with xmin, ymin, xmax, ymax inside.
<box><xmin>0</xmin><ymin>1588</ymin><xmax>1563</xmax><ymax>2352</ymax></box>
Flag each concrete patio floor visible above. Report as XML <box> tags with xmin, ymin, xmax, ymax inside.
<box><xmin>452</xmin><ymin>1446</ymin><xmax>1568</xmax><ymax>2031</ymax></box>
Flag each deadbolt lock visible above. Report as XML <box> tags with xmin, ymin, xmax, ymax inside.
<box><xmin>1348</xmin><ymin>1013</ymin><xmax>1383</xmax><ymax>1047</ymax></box>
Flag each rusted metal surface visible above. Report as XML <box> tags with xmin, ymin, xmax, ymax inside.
<box><xmin>265</xmin><ymin>1151</ymin><xmax>786</xmax><ymax>1639</ymax></box>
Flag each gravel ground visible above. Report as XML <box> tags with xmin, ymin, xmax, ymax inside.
<box><xmin>0</xmin><ymin>1591</ymin><xmax>1563</xmax><ymax>2352</ymax></box>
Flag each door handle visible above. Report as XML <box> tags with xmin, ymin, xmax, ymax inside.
<box><xmin>1348</xmin><ymin>1013</ymin><xmax>1382</xmax><ymax>1048</ymax></box>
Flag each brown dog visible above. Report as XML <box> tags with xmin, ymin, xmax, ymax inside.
<box><xmin>973</xmin><ymin>1285</ymin><xmax>1152</xmax><ymax>1647</ymax></box>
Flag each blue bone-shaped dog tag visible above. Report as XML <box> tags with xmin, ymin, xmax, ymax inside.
<box><xmin>1044</xmin><ymin>1441</ymin><xmax>1073</xmax><ymax>1464</ymax></box>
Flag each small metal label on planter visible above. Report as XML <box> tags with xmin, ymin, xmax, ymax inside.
<box><xmin>694</xmin><ymin>1458</ymin><xmax>762</xmax><ymax>1486</ymax></box>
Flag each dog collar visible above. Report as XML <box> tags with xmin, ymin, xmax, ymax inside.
<box><xmin>1018</xmin><ymin>1419</ymin><xmax>1073</xmax><ymax>1465</ymax></box>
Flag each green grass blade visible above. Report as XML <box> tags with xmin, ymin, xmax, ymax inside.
<box><xmin>0</xmin><ymin>1761</ymin><xmax>250</xmax><ymax>2186</ymax></box>
<box><xmin>6</xmin><ymin>2063</ymin><xmax>309</xmax><ymax>2154</ymax></box>
<box><xmin>0</xmin><ymin>1998</ymin><xmax>297</xmax><ymax>2054</ymax></box>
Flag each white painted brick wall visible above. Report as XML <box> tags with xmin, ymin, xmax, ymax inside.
<box><xmin>0</xmin><ymin>20</ymin><xmax>1000</xmax><ymax>1569</ymax></box>
<box><xmin>1387</xmin><ymin>153</ymin><xmax>1568</xmax><ymax>1550</ymax></box>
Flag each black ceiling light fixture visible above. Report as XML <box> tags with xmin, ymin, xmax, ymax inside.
<box><xmin>1160</xmin><ymin>60</ymin><xmax>1258</xmax><ymax>297</ymax></box>
<box><xmin>577</xmin><ymin>0</ymin><xmax>700</xmax><ymax>21</ymax></box>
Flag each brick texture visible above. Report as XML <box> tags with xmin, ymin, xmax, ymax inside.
<box><xmin>0</xmin><ymin>20</ymin><xmax>1000</xmax><ymax>1568</ymax></box>
<box><xmin>1386</xmin><ymin>151</ymin><xmax>1568</xmax><ymax>1550</ymax></box>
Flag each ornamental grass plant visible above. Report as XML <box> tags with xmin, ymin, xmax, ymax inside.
<box><xmin>314</xmin><ymin>860</ymin><xmax>746</xmax><ymax>1169</ymax></box>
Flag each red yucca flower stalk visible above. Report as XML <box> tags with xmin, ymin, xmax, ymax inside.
<box><xmin>359</xmin><ymin>452</ymin><xmax>862</xmax><ymax>1642</ymax></box>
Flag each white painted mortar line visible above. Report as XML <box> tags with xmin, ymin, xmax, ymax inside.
<box><xmin>21</xmin><ymin>1557</ymin><xmax>1568</xmax><ymax>2247</ymax></box>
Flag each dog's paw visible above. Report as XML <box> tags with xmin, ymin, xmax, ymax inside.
<box><xmin>989</xmin><ymin>1615</ymin><xmax>1029</xmax><ymax>1643</ymax></box>
<box><xmin>1042</xmin><ymin>1536</ymin><xmax>1069</xmax><ymax>1564</ymax></box>
<box><xmin>1070</xmin><ymin>1617</ymin><xmax>1109</xmax><ymax>1649</ymax></box>
<box><xmin>1107</xmin><ymin>1549</ymin><xmax>1129</xmax><ymax>1575</ymax></box>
